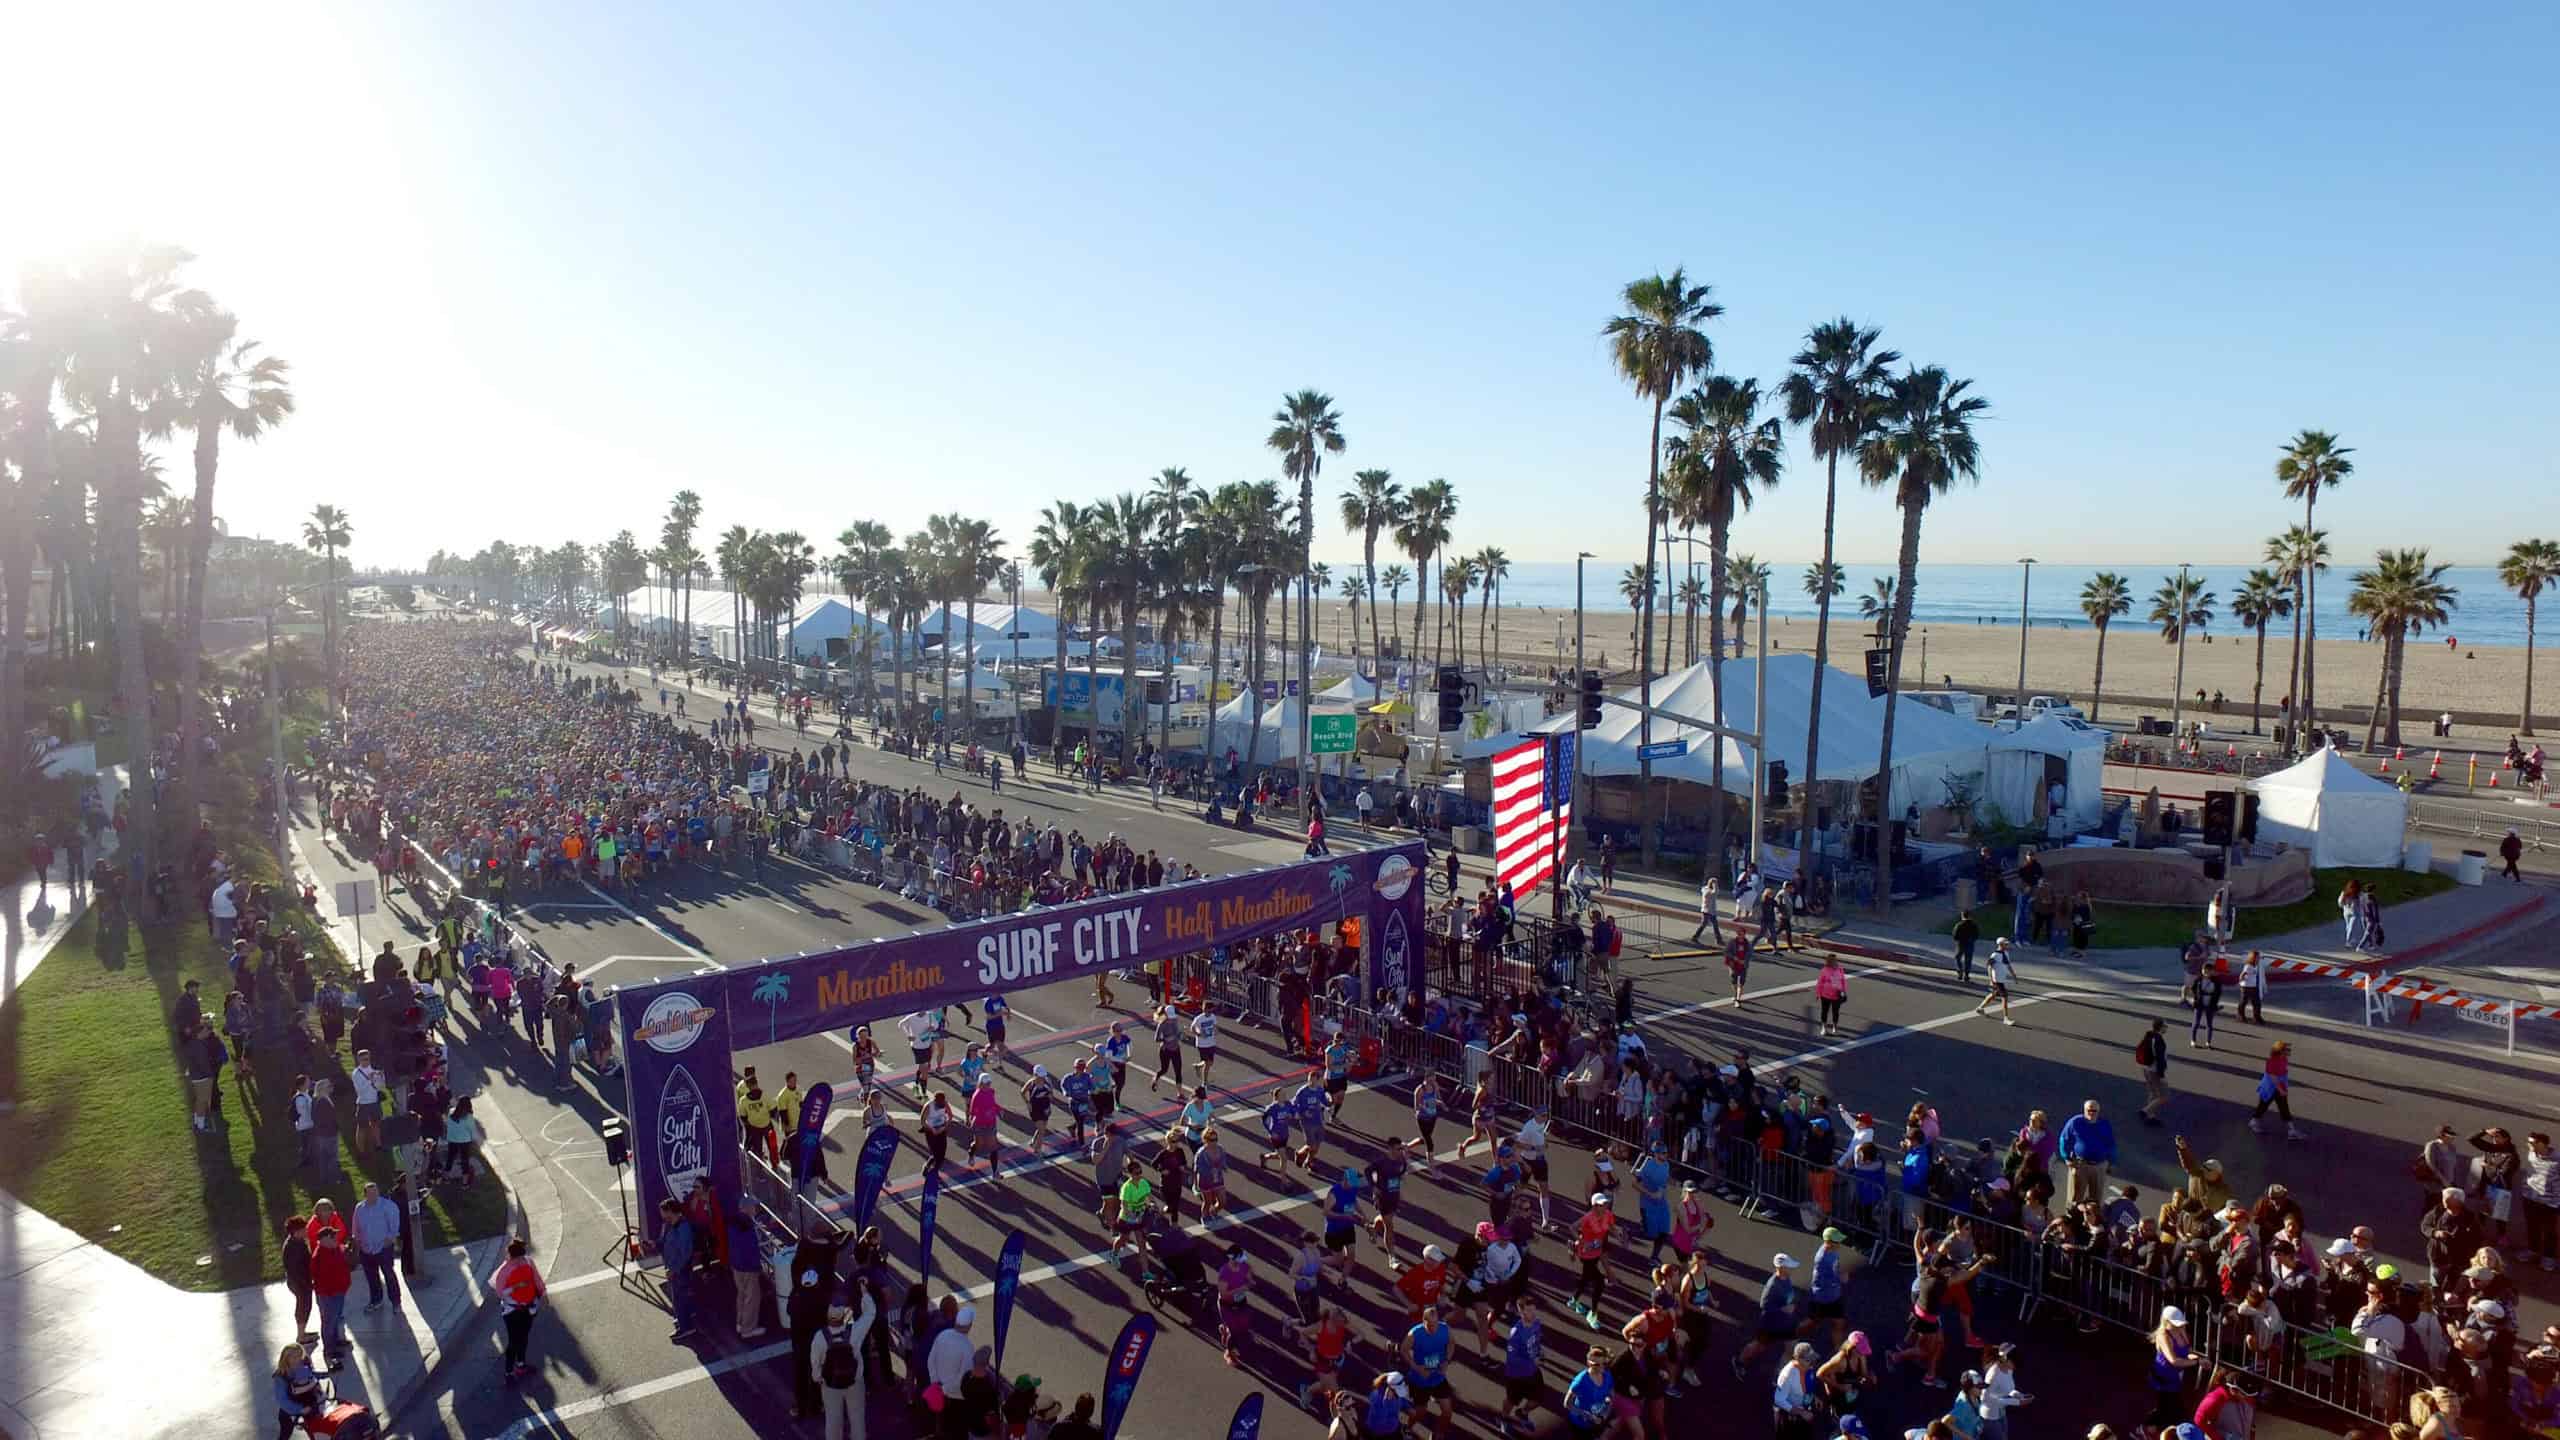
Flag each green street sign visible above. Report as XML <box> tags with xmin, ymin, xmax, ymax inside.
<box><xmin>1309</xmin><ymin>712</ymin><xmax>1357</xmax><ymax>755</ymax></box>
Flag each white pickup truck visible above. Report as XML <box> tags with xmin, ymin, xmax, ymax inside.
<box><xmin>1993</xmin><ymin>694</ymin><xmax>2085</xmax><ymax>722</ymax></box>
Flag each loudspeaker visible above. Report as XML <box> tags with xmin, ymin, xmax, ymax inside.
<box><xmin>1864</xmin><ymin>648</ymin><xmax>1890</xmax><ymax>699</ymax></box>
<box><xmin>602</xmin><ymin>1117</ymin><xmax>631</xmax><ymax>1168</ymax></box>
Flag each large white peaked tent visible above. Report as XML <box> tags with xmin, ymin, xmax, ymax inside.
<box><xmin>2245</xmin><ymin>748</ymin><xmax>2410</xmax><ymax>867</ymax></box>
<box><xmin>1534</xmin><ymin>653</ymin><xmax>1991</xmax><ymax>814</ymax></box>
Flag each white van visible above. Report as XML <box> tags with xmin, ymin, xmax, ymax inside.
<box><xmin>1908</xmin><ymin>690</ymin><xmax>1987</xmax><ymax>723</ymax></box>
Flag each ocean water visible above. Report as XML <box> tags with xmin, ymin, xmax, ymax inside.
<box><xmin>1450</xmin><ymin>561</ymin><xmax>2543</xmax><ymax>649</ymax></box>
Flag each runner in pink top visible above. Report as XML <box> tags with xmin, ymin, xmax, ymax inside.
<box><xmin>968</xmin><ymin>1074</ymin><xmax>1004</xmax><ymax>1173</ymax></box>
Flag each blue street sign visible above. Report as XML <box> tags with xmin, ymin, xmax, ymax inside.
<box><xmin>1639</xmin><ymin>738</ymin><xmax>1689</xmax><ymax>760</ymax></box>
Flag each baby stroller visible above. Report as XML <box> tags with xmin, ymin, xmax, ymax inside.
<box><xmin>293</xmin><ymin>1376</ymin><xmax>382</xmax><ymax>1440</ymax></box>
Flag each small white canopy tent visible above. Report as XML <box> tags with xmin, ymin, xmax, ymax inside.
<box><xmin>1533</xmin><ymin>653</ymin><xmax>1991</xmax><ymax>814</ymax></box>
<box><xmin>2246</xmin><ymin>748</ymin><xmax>2411</xmax><ymax>868</ymax></box>
<box><xmin>1986</xmin><ymin>715</ymin><xmax>2108</xmax><ymax>831</ymax></box>
<box><xmin>1316</xmin><ymin>672</ymin><xmax>1382</xmax><ymax>707</ymax></box>
<box><xmin>1207</xmin><ymin>693</ymin><xmax>1305</xmax><ymax>762</ymax></box>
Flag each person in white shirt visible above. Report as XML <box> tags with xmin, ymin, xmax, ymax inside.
<box><xmin>209</xmin><ymin>878</ymin><xmax>239</xmax><ymax>946</ymax></box>
<box><xmin>925</xmin><ymin>1303</ymin><xmax>975</xmax><ymax>1402</ymax></box>
<box><xmin>1771</xmin><ymin>1342</ymin><xmax>1820</xmax><ymax>1426</ymax></box>
<box><xmin>1691</xmin><ymin>878</ymin><xmax>1723</xmax><ymax>945</ymax></box>
<box><xmin>808</xmin><ymin>1294</ymin><xmax>878</xmax><ymax>1440</ymax></box>
<box><xmin>348</xmin><ymin>1051</ymin><xmax>386</xmax><ymax>1155</ymax></box>
<box><xmin>898</xmin><ymin>1011</ymin><xmax>938</xmax><ymax>1096</ymax></box>
<box><xmin>1978</xmin><ymin>1343</ymin><xmax>2030</xmax><ymax>1440</ymax></box>
<box><xmin>1355</xmin><ymin>787</ymin><xmax>1375</xmax><ymax>826</ymax></box>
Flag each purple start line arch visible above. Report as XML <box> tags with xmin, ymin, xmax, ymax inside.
<box><xmin>612</xmin><ymin>840</ymin><xmax>1431</xmax><ymax>1237</ymax></box>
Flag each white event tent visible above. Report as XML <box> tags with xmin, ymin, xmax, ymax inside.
<box><xmin>1534</xmin><ymin>653</ymin><xmax>1992</xmax><ymax>814</ymax></box>
<box><xmin>1985</xmin><ymin>714</ymin><xmax>2109</xmax><ymax>831</ymax></box>
<box><xmin>2245</xmin><ymin>748</ymin><xmax>2411</xmax><ymax>867</ymax></box>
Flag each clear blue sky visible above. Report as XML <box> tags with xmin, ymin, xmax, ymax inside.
<box><xmin>11</xmin><ymin>1</ymin><xmax>2554</xmax><ymax>573</ymax></box>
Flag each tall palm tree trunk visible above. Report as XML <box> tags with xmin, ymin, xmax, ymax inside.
<box><xmin>1363</xmin><ymin>533</ymin><xmax>1381</xmax><ymax>670</ymax></box>
<box><xmin>2249</xmin><ymin>621</ymin><xmax>2269</xmax><ymax>734</ymax></box>
<box><xmin>1637</xmin><ymin>397</ymin><xmax>1666</xmax><ymax>867</ymax></box>
<box><xmin>2522</xmin><ymin>596</ymin><xmax>2539</xmax><ymax>736</ymax></box>
<box><xmin>2384</xmin><ymin>627</ymin><xmax>2410</xmax><ymax>749</ymax></box>
<box><xmin>1789</xmin><ymin>443</ymin><xmax>1837</xmax><ymax>859</ymax></box>
<box><xmin>1119</xmin><ymin>578</ymin><xmax>1140</xmax><ymax>762</ymax></box>
<box><xmin>173</xmin><ymin>424</ymin><xmax>222</xmax><ymax>808</ymax></box>
<box><xmin>104</xmin><ymin>411</ymin><xmax>157</xmax><ymax>879</ymax></box>
<box><xmin>1870</xmin><ymin>502</ymin><xmax>1927</xmax><ymax>915</ymax></box>
<box><xmin>1204</xmin><ymin>590</ymin><xmax>1226</xmax><ymax>775</ymax></box>
<box><xmin>2284</xmin><ymin>579</ymin><xmax>2305</xmax><ymax>744</ymax></box>
<box><xmin>1241</xmin><ymin>587</ymin><xmax>1267</xmax><ymax>774</ymax></box>
<box><xmin>962</xmin><ymin>594</ymin><xmax>979</xmax><ymax>739</ymax></box>
<box><xmin>2365</xmin><ymin>628</ymin><xmax>2392</xmax><ymax>753</ymax></box>
<box><xmin>2090</xmin><ymin>621</ymin><xmax>2111</xmax><ymax>720</ymax></box>
<box><xmin>1704</xmin><ymin>513</ymin><xmax>1732</xmax><ymax>879</ymax></box>
<box><xmin>2301</xmin><ymin>495</ymin><xmax>2319</xmax><ymax>731</ymax></box>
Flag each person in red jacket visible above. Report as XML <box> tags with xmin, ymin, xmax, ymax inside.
<box><xmin>305</xmin><ymin>1198</ymin><xmax>348</xmax><ymax>1253</ymax></box>
<box><xmin>309</xmin><ymin>1227</ymin><xmax>355</xmax><ymax>1371</ymax></box>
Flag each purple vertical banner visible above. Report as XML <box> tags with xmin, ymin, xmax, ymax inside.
<box><xmin>790</xmin><ymin>1081</ymin><xmax>834</xmax><ymax>1189</ymax></box>
<box><xmin>1098</xmin><ymin>1314</ymin><xmax>1157</xmax><ymax>1440</ymax></box>
<box><xmin>614</xmin><ymin>982</ymin><xmax>739</xmax><ymax>1244</ymax></box>
<box><xmin>849</xmin><ymin>1126</ymin><xmax>900</xmax><ymax>1229</ymax></box>
<box><xmin>990</xmin><ymin>1231</ymin><xmax>1027</xmax><ymax>1368</ymax></box>
<box><xmin>1365</xmin><ymin>845</ymin><xmax>1425</xmax><ymax>1003</ymax></box>
<box><xmin>1225</xmin><ymin>1391</ymin><xmax>1265</xmax><ymax>1440</ymax></box>
<box><xmin>916</xmin><ymin>1168</ymin><xmax>943</xmax><ymax>1281</ymax></box>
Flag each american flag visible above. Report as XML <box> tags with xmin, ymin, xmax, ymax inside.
<box><xmin>1492</xmin><ymin>735</ymin><xmax>1572</xmax><ymax>897</ymax></box>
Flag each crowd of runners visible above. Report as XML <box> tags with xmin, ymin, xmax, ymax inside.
<box><xmin>268</xmin><ymin>621</ymin><xmax>2560</xmax><ymax>1440</ymax></box>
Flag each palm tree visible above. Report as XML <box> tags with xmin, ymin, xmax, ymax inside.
<box><xmin>1442</xmin><ymin>555</ymin><xmax>1479</xmax><ymax>672</ymax></box>
<box><xmin>1474</xmin><ymin>547</ymin><xmax>1509</xmax><ymax>668</ymax></box>
<box><xmin>1340</xmin><ymin>469</ymin><xmax>1403</xmax><ymax>667</ymax></box>
<box><xmin>2275</xmin><ymin>430</ymin><xmax>2354</xmax><ymax>737</ymax></box>
<box><xmin>147</xmin><ymin>493</ymin><xmax>189</xmax><ymax>622</ymax></box>
<box><xmin>1194</xmin><ymin>485</ymin><xmax>1258</xmax><ymax>768</ymax></box>
<box><xmin>2078</xmin><ymin>573</ymin><xmax>2132</xmax><ymax>719</ymax></box>
<box><xmin>835</xmin><ymin>521</ymin><xmax>895</xmax><ymax>700</ymax></box>
<box><xmin>1269</xmin><ymin>391</ymin><xmax>1344</xmax><ymax>790</ymax></box>
<box><xmin>1093</xmin><ymin>493</ymin><xmax>1157</xmax><ymax>759</ymax></box>
<box><xmin>716</xmin><ymin>525</ymin><xmax>752</xmax><ymax>660</ymax></box>
<box><xmin>1665</xmin><ymin>375</ymin><xmax>1782</xmax><ymax>681</ymax></box>
<box><xmin>1605</xmin><ymin>271</ymin><xmax>1721</xmax><ymax>865</ymax></box>
<box><xmin>1726</xmin><ymin>555</ymin><xmax>1770</xmax><ymax>642</ymax></box>
<box><xmin>1338</xmin><ymin>573</ymin><xmax>1368</xmax><ymax>654</ymax></box>
<box><xmin>1378</xmin><ymin>563</ymin><xmax>1411</xmax><ymax>657</ymax></box>
<box><xmin>1859</xmin><ymin>366</ymin><xmax>1989</xmax><ymax>909</ymax></box>
<box><xmin>1619</xmin><ymin>566</ymin><xmax>1652</xmax><ymax>613</ymax></box>
<box><xmin>1675</xmin><ymin>576</ymin><xmax>1708</xmax><ymax>665</ymax></box>
<box><xmin>2346</xmin><ymin>549</ymin><xmax>2457</xmax><ymax>749</ymax></box>
<box><xmin>2149</xmin><ymin>573</ymin><xmax>2216</xmax><ymax>643</ymax></box>
<box><xmin>2231</xmin><ymin>568</ymin><xmax>2293</xmax><ymax>735</ymax></box>
<box><xmin>2499</xmin><ymin>538</ymin><xmax>2560</xmax><ymax>735</ymax></box>
<box><xmin>1394</xmin><ymin>480</ymin><xmax>1456</xmax><ymax>722</ymax></box>
<box><xmin>1858</xmin><ymin>577</ymin><xmax>1897</xmax><ymax>641</ymax></box>
<box><xmin>1802</xmin><ymin>560</ymin><xmax>1845</xmax><ymax>607</ymax></box>
<box><xmin>664</xmin><ymin>489</ymin><xmax>703</xmax><ymax>667</ymax></box>
<box><xmin>0</xmin><ymin>269</ymin><xmax>74</xmax><ymax>749</ymax></box>
<box><xmin>1029</xmin><ymin>501</ymin><xmax>1087</xmax><ymax>737</ymax></box>
<box><xmin>167</xmin><ymin>310</ymin><xmax>292</xmax><ymax>803</ymax></box>
<box><xmin>302</xmin><ymin>502</ymin><xmax>353</xmax><ymax>688</ymax></box>
<box><xmin>948</xmin><ymin>516</ymin><xmax>1002</xmax><ymax>736</ymax></box>
<box><xmin>2265</xmin><ymin>525</ymin><xmax>2329</xmax><ymax>742</ymax></box>
<box><xmin>1778</xmin><ymin>319</ymin><xmax>1900</xmax><ymax>869</ymax></box>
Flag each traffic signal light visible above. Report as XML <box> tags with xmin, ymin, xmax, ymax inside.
<box><xmin>1579</xmin><ymin>670</ymin><xmax>1604</xmax><ymax>727</ymax></box>
<box><xmin>1437</xmin><ymin>683</ymin><xmax>1462</xmax><ymax>733</ymax></box>
<box><xmin>2201</xmin><ymin>789</ymin><xmax>2236</xmax><ymax>847</ymax></box>
<box><xmin>2237</xmin><ymin>792</ymin><xmax>2261</xmax><ymax>845</ymax></box>
<box><xmin>1767</xmin><ymin>759</ymin><xmax>1790</xmax><ymax>808</ymax></box>
<box><xmin>387</xmin><ymin>1000</ymin><xmax>431</xmax><ymax>1079</ymax></box>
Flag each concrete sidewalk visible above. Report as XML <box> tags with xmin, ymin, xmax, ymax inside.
<box><xmin>0</xmin><ymin>766</ymin><xmax>126</xmax><ymax>1013</ymax></box>
<box><xmin>0</xmin><ymin>792</ymin><xmax>560</xmax><ymax>1440</ymax></box>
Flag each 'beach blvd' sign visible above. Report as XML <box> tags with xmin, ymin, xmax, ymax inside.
<box><xmin>615</xmin><ymin>841</ymin><xmax>1426</xmax><ymax>1238</ymax></box>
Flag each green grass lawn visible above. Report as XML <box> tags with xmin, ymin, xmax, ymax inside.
<box><xmin>0</xmin><ymin>910</ymin><xmax>509</xmax><ymax>1290</ymax></box>
<box><xmin>2084</xmin><ymin>865</ymin><xmax>2456</xmax><ymax>950</ymax></box>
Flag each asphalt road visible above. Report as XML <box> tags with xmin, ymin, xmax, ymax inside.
<box><xmin>309</xmin><ymin>639</ymin><xmax>2557</xmax><ymax>1440</ymax></box>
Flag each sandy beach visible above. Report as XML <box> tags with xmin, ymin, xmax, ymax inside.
<box><xmin>1037</xmin><ymin>589</ymin><xmax>2552</xmax><ymax>738</ymax></box>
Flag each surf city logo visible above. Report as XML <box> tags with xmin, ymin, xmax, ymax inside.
<box><xmin>1382</xmin><ymin>910</ymin><xmax>1410</xmax><ymax>994</ymax></box>
<box><xmin>1373</xmin><ymin>852</ymin><xmax>1417</xmax><ymax>902</ymax></box>
<box><xmin>657</xmin><ymin>1065</ymin><xmax>713</xmax><ymax>1197</ymax></box>
<box><xmin>635</xmin><ymin>991</ymin><xmax>715</xmax><ymax>1054</ymax></box>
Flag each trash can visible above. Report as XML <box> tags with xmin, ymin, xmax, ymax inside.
<box><xmin>2401</xmin><ymin>839</ymin><xmax>2433</xmax><ymax>873</ymax></box>
<box><xmin>2457</xmin><ymin>849</ymin><xmax>2488</xmax><ymax>886</ymax></box>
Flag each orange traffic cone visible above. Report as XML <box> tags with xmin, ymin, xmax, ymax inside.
<box><xmin>2393</xmin><ymin>746</ymin><xmax>2405</xmax><ymax>761</ymax></box>
<box><xmin>2489</xmin><ymin>771</ymin><xmax>2501</xmax><ymax>788</ymax></box>
<box><xmin>2379</xmin><ymin>757</ymin><xmax>2391</xmax><ymax>774</ymax></box>
<box><xmin>2429</xmin><ymin>751</ymin><xmax>2442</xmax><ymax>779</ymax></box>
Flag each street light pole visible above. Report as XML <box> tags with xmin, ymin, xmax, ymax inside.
<box><xmin>265</xmin><ymin>608</ymin><xmax>289</xmax><ymax>864</ymax></box>
<box><xmin>1009</xmin><ymin>558</ymin><xmax>1022</xmax><ymax>754</ymax></box>
<box><xmin>1748</xmin><ymin>572</ymin><xmax>1768</xmax><ymax>874</ymax></box>
<box><xmin>2015</xmin><ymin>557</ymin><xmax>2037</xmax><ymax>713</ymax></box>
<box><xmin>1574</xmin><ymin>551</ymin><xmax>1591</xmax><ymax>845</ymax></box>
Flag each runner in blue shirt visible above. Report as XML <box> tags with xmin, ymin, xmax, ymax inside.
<box><xmin>1403</xmin><ymin>1306</ymin><xmax>1459</xmax><ymax>1435</ymax></box>
<box><xmin>1097</xmin><ymin>1022</ymin><xmax>1133</xmax><ymax>1115</ymax></box>
<box><xmin>1359</xmin><ymin>1373</ymin><xmax>1412</xmax><ymax>1438</ymax></box>
<box><xmin>1320</xmin><ymin>1166</ymin><xmax>1364</xmax><ymax>1284</ymax></box>
<box><xmin>1060</xmin><ymin>1059</ymin><xmax>1097</xmax><ymax>1146</ymax></box>
<box><xmin>1500</xmin><ymin>1296</ymin><xmax>1550</xmax><ymax>1432</ymax></box>
<box><xmin>1407</xmin><ymin>1074</ymin><xmax>1445</xmax><ymax>1171</ymax></box>
<box><xmin>1323</xmin><ymin>1034</ymin><xmax>1356</xmax><ymax>1121</ymax></box>
<box><xmin>1562</xmin><ymin>1347</ymin><xmax>1616</xmax><ymax>1436</ymax></box>
<box><xmin>1258</xmin><ymin>1082</ymin><xmax>1299</xmax><ymax>1175</ymax></box>
<box><xmin>981</xmin><ymin>993</ymin><xmax>1010</xmax><ymax>1063</ymax></box>
<box><xmin>1292</xmin><ymin>1076</ymin><xmax>1331</xmax><ymax>1172</ymax></box>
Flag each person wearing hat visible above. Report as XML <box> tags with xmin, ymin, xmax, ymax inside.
<box><xmin>1359</xmin><ymin>1370</ymin><xmax>1414</xmax><ymax>1438</ymax></box>
<box><xmin>1397</xmin><ymin>1243</ymin><xmax>1452</xmax><ymax>1321</ymax></box>
<box><xmin>1566</xmin><ymin>1192</ymin><xmax>1619</xmax><ymax>1326</ymax></box>
<box><xmin>1978</xmin><ymin>1342</ymin><xmax>2030</xmax><ymax>1440</ymax></box>
<box><xmin>2147</xmin><ymin>1305</ymin><xmax>2203</xmax><ymax>1427</ymax></box>
<box><xmin>1807</xmin><ymin>1228</ymin><xmax>1850</xmax><ymax>1350</ymax></box>
<box><xmin>925</xmin><ymin>1301</ymin><xmax>975</xmax><ymax>1423</ymax></box>
<box><xmin>1771</xmin><ymin>1340</ymin><xmax>1821</xmax><ymax>1439</ymax></box>
<box><xmin>2134</xmin><ymin>1019</ymin><xmax>2171</xmax><ymax>1126</ymax></box>
<box><xmin>809</xmin><ymin>1287</ymin><xmax>878</xmax><ymax>1440</ymax></box>
<box><xmin>1735</xmin><ymin>1253</ymin><xmax>1802</xmax><ymax>1379</ymax></box>
<box><xmin>2172</xmin><ymin>1135</ymin><xmax>2231</xmax><ymax>1214</ymax></box>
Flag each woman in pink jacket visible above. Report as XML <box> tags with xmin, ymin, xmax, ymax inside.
<box><xmin>1814</xmin><ymin>959</ymin><xmax>1850</xmax><ymax>1038</ymax></box>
